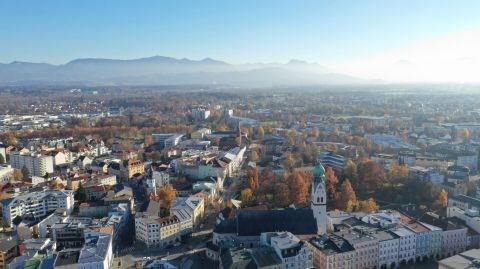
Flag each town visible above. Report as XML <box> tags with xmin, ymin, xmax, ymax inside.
<box><xmin>0</xmin><ymin>86</ymin><xmax>479</xmax><ymax>269</ymax></box>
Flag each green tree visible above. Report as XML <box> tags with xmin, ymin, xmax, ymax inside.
<box><xmin>0</xmin><ymin>154</ymin><xmax>4</xmax><ymax>164</ymax></box>
<box><xmin>75</xmin><ymin>182</ymin><xmax>87</xmax><ymax>203</ymax></box>
<box><xmin>21</xmin><ymin>166</ymin><xmax>30</xmax><ymax>180</ymax></box>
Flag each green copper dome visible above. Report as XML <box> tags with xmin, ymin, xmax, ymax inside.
<box><xmin>314</xmin><ymin>163</ymin><xmax>326</xmax><ymax>182</ymax></box>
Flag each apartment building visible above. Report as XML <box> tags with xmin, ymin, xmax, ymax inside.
<box><xmin>152</xmin><ymin>133</ymin><xmax>183</xmax><ymax>149</ymax></box>
<box><xmin>1</xmin><ymin>190</ymin><xmax>74</xmax><ymax>226</ymax></box>
<box><xmin>135</xmin><ymin>213</ymin><xmax>181</xmax><ymax>248</ymax></box>
<box><xmin>0</xmin><ymin>235</ymin><xmax>19</xmax><ymax>269</ymax></box>
<box><xmin>318</xmin><ymin>151</ymin><xmax>347</xmax><ymax>171</ymax></box>
<box><xmin>309</xmin><ymin>234</ymin><xmax>356</xmax><ymax>269</ymax></box>
<box><xmin>53</xmin><ymin>232</ymin><xmax>113</xmax><ymax>269</ymax></box>
<box><xmin>9</xmin><ymin>152</ymin><xmax>54</xmax><ymax>177</ymax></box>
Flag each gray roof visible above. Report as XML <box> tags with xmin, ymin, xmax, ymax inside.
<box><xmin>451</xmin><ymin>195</ymin><xmax>480</xmax><ymax>208</ymax></box>
<box><xmin>78</xmin><ymin>233</ymin><xmax>112</xmax><ymax>264</ymax></box>
<box><xmin>0</xmin><ymin>235</ymin><xmax>18</xmax><ymax>252</ymax></box>
<box><xmin>251</xmin><ymin>246</ymin><xmax>282</xmax><ymax>267</ymax></box>
<box><xmin>438</xmin><ymin>249</ymin><xmax>480</xmax><ymax>269</ymax></box>
<box><xmin>54</xmin><ymin>250</ymin><xmax>81</xmax><ymax>267</ymax></box>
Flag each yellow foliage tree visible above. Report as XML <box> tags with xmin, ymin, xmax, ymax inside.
<box><xmin>359</xmin><ymin>198</ymin><xmax>379</xmax><ymax>213</ymax></box>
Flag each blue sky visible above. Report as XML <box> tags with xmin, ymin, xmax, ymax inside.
<box><xmin>1</xmin><ymin>0</ymin><xmax>480</xmax><ymax>66</ymax></box>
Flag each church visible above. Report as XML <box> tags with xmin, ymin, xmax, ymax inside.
<box><xmin>213</xmin><ymin>163</ymin><xmax>327</xmax><ymax>248</ymax></box>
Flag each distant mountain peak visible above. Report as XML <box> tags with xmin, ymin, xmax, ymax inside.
<box><xmin>287</xmin><ymin>59</ymin><xmax>310</xmax><ymax>65</ymax></box>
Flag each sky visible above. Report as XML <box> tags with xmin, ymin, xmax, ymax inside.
<box><xmin>2</xmin><ymin>0</ymin><xmax>480</xmax><ymax>82</ymax></box>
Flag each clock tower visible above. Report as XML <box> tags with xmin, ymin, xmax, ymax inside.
<box><xmin>311</xmin><ymin>162</ymin><xmax>327</xmax><ymax>234</ymax></box>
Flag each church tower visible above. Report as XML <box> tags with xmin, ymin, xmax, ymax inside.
<box><xmin>311</xmin><ymin>162</ymin><xmax>327</xmax><ymax>234</ymax></box>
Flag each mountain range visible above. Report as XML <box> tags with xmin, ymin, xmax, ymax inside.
<box><xmin>0</xmin><ymin>56</ymin><xmax>364</xmax><ymax>86</ymax></box>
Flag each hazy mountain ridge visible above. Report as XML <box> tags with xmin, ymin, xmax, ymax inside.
<box><xmin>0</xmin><ymin>56</ymin><xmax>363</xmax><ymax>86</ymax></box>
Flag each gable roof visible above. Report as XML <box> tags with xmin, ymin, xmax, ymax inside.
<box><xmin>234</xmin><ymin>208</ymin><xmax>317</xmax><ymax>236</ymax></box>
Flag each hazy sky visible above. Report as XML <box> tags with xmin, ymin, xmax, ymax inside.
<box><xmin>2</xmin><ymin>0</ymin><xmax>480</xmax><ymax>82</ymax></box>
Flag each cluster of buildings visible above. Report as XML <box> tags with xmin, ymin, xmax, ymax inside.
<box><xmin>212</xmin><ymin>163</ymin><xmax>479</xmax><ymax>269</ymax></box>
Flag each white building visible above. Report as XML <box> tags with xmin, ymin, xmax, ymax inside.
<box><xmin>94</xmin><ymin>174</ymin><xmax>117</xmax><ymax>186</ymax></box>
<box><xmin>391</xmin><ymin>227</ymin><xmax>416</xmax><ymax>264</ymax></box>
<box><xmin>0</xmin><ymin>165</ymin><xmax>13</xmax><ymax>183</ymax></box>
<box><xmin>9</xmin><ymin>152</ymin><xmax>54</xmax><ymax>177</ymax></box>
<box><xmin>77</xmin><ymin>232</ymin><xmax>113</xmax><ymax>269</ymax></box>
<box><xmin>152</xmin><ymin>134</ymin><xmax>183</xmax><ymax>149</ymax></box>
<box><xmin>135</xmin><ymin>213</ymin><xmax>181</xmax><ymax>248</ymax></box>
<box><xmin>374</xmin><ymin>230</ymin><xmax>399</xmax><ymax>269</ymax></box>
<box><xmin>192</xmin><ymin>108</ymin><xmax>210</xmax><ymax>121</ymax></box>
<box><xmin>1</xmin><ymin>190</ymin><xmax>74</xmax><ymax>226</ymax></box>
<box><xmin>171</xmin><ymin>196</ymin><xmax>204</xmax><ymax>229</ymax></box>
<box><xmin>261</xmin><ymin>232</ymin><xmax>313</xmax><ymax>269</ymax></box>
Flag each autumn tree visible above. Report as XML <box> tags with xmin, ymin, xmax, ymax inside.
<box><xmin>336</xmin><ymin>179</ymin><xmax>357</xmax><ymax>212</ymax></box>
<box><xmin>286</xmin><ymin>171</ymin><xmax>310</xmax><ymax>204</ymax></box>
<box><xmin>358</xmin><ymin>160</ymin><xmax>385</xmax><ymax>195</ymax></box>
<box><xmin>12</xmin><ymin>169</ymin><xmax>23</xmax><ymax>182</ymax></box>
<box><xmin>246</xmin><ymin>168</ymin><xmax>260</xmax><ymax>191</ymax></box>
<box><xmin>325</xmin><ymin>167</ymin><xmax>339</xmax><ymax>206</ymax></box>
<box><xmin>144</xmin><ymin>135</ymin><xmax>154</xmax><ymax>147</ymax></box>
<box><xmin>249</xmin><ymin>150</ymin><xmax>260</xmax><ymax>162</ymax></box>
<box><xmin>274</xmin><ymin>182</ymin><xmax>290</xmax><ymax>207</ymax></box>
<box><xmin>344</xmin><ymin>160</ymin><xmax>358</xmax><ymax>184</ymax></box>
<box><xmin>388</xmin><ymin>163</ymin><xmax>409</xmax><ymax>183</ymax></box>
<box><xmin>240</xmin><ymin>188</ymin><xmax>254</xmax><ymax>207</ymax></box>
<box><xmin>257</xmin><ymin>126</ymin><xmax>265</xmax><ymax>140</ymax></box>
<box><xmin>311</xmin><ymin>127</ymin><xmax>320</xmax><ymax>138</ymax></box>
<box><xmin>156</xmin><ymin>185</ymin><xmax>177</xmax><ymax>210</ymax></box>
<box><xmin>282</xmin><ymin>152</ymin><xmax>296</xmax><ymax>171</ymax></box>
<box><xmin>359</xmin><ymin>198</ymin><xmax>379</xmax><ymax>213</ymax></box>
<box><xmin>119</xmin><ymin>140</ymin><xmax>133</xmax><ymax>152</ymax></box>
<box><xmin>459</xmin><ymin>128</ymin><xmax>471</xmax><ymax>144</ymax></box>
<box><xmin>256</xmin><ymin>167</ymin><xmax>276</xmax><ymax>203</ymax></box>
<box><xmin>435</xmin><ymin>189</ymin><xmax>448</xmax><ymax>210</ymax></box>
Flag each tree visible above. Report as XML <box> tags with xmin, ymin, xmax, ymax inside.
<box><xmin>144</xmin><ymin>135</ymin><xmax>154</xmax><ymax>147</ymax></box>
<box><xmin>344</xmin><ymin>160</ymin><xmax>358</xmax><ymax>183</ymax></box>
<box><xmin>240</xmin><ymin>188</ymin><xmax>254</xmax><ymax>206</ymax></box>
<box><xmin>21</xmin><ymin>166</ymin><xmax>30</xmax><ymax>180</ymax></box>
<box><xmin>12</xmin><ymin>169</ymin><xmax>23</xmax><ymax>181</ymax></box>
<box><xmin>325</xmin><ymin>167</ymin><xmax>339</xmax><ymax>205</ymax></box>
<box><xmin>388</xmin><ymin>163</ymin><xmax>409</xmax><ymax>183</ymax></box>
<box><xmin>282</xmin><ymin>152</ymin><xmax>296</xmax><ymax>171</ymax></box>
<box><xmin>358</xmin><ymin>161</ymin><xmax>385</xmax><ymax>194</ymax></box>
<box><xmin>75</xmin><ymin>182</ymin><xmax>87</xmax><ymax>203</ymax></box>
<box><xmin>257</xmin><ymin>126</ymin><xmax>265</xmax><ymax>140</ymax></box>
<box><xmin>246</xmin><ymin>168</ymin><xmax>260</xmax><ymax>191</ymax></box>
<box><xmin>274</xmin><ymin>182</ymin><xmax>290</xmax><ymax>207</ymax></box>
<box><xmin>336</xmin><ymin>179</ymin><xmax>357</xmax><ymax>211</ymax></box>
<box><xmin>286</xmin><ymin>171</ymin><xmax>310</xmax><ymax>204</ymax></box>
<box><xmin>0</xmin><ymin>154</ymin><xmax>4</xmax><ymax>164</ymax></box>
<box><xmin>459</xmin><ymin>128</ymin><xmax>471</xmax><ymax>144</ymax></box>
<box><xmin>359</xmin><ymin>198</ymin><xmax>379</xmax><ymax>213</ymax></box>
<box><xmin>435</xmin><ymin>189</ymin><xmax>448</xmax><ymax>209</ymax></box>
<box><xmin>156</xmin><ymin>185</ymin><xmax>177</xmax><ymax>210</ymax></box>
<box><xmin>119</xmin><ymin>140</ymin><xmax>133</xmax><ymax>152</ymax></box>
<box><xmin>249</xmin><ymin>150</ymin><xmax>260</xmax><ymax>162</ymax></box>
